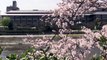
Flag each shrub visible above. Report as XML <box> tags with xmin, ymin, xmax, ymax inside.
<box><xmin>1</xmin><ymin>17</ymin><xmax>11</xmax><ymax>27</ymax></box>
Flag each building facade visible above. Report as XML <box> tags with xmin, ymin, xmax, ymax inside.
<box><xmin>1</xmin><ymin>1</ymin><xmax>107</xmax><ymax>30</ymax></box>
<box><xmin>80</xmin><ymin>8</ymin><xmax>107</xmax><ymax>29</ymax></box>
<box><xmin>1</xmin><ymin>1</ymin><xmax>52</xmax><ymax>30</ymax></box>
<box><xmin>2</xmin><ymin>10</ymin><xmax>52</xmax><ymax>28</ymax></box>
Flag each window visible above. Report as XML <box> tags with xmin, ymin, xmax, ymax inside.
<box><xmin>102</xmin><ymin>15</ymin><xmax>107</xmax><ymax>20</ymax></box>
<box><xmin>21</xmin><ymin>16</ymin><xmax>26</xmax><ymax>20</ymax></box>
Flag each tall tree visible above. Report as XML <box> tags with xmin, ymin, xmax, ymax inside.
<box><xmin>51</xmin><ymin>0</ymin><xmax>107</xmax><ymax>30</ymax></box>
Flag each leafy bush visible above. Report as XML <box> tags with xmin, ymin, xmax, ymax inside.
<box><xmin>0</xmin><ymin>17</ymin><xmax>11</xmax><ymax>27</ymax></box>
<box><xmin>0</xmin><ymin>47</ymin><xmax>59</xmax><ymax>60</ymax></box>
<box><xmin>0</xmin><ymin>17</ymin><xmax>14</xmax><ymax>30</ymax></box>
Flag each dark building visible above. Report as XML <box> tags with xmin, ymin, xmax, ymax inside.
<box><xmin>74</xmin><ymin>8</ymin><xmax>107</xmax><ymax>29</ymax></box>
<box><xmin>2</xmin><ymin>10</ymin><xmax>52</xmax><ymax>29</ymax></box>
<box><xmin>6</xmin><ymin>1</ymin><xmax>19</xmax><ymax>11</ymax></box>
<box><xmin>1</xmin><ymin>1</ymin><xmax>52</xmax><ymax>30</ymax></box>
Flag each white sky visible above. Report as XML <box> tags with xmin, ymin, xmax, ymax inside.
<box><xmin>0</xmin><ymin>0</ymin><xmax>60</xmax><ymax>14</ymax></box>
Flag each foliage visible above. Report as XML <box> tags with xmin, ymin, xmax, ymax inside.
<box><xmin>6</xmin><ymin>54</ymin><xmax>17</xmax><ymax>60</ymax></box>
<box><xmin>0</xmin><ymin>17</ymin><xmax>14</xmax><ymax>30</ymax></box>
<box><xmin>0</xmin><ymin>47</ymin><xmax>3</xmax><ymax>60</ymax></box>
<box><xmin>0</xmin><ymin>47</ymin><xmax>59</xmax><ymax>60</ymax></box>
<box><xmin>0</xmin><ymin>47</ymin><xmax>3</xmax><ymax>55</ymax></box>
<box><xmin>91</xmin><ymin>33</ymin><xmax>107</xmax><ymax>60</ymax></box>
<box><xmin>91</xmin><ymin>55</ymin><xmax>104</xmax><ymax>60</ymax></box>
<box><xmin>98</xmin><ymin>35</ymin><xmax>107</xmax><ymax>47</ymax></box>
<box><xmin>0</xmin><ymin>17</ymin><xmax>11</xmax><ymax>26</ymax></box>
<box><xmin>94</xmin><ymin>18</ymin><xmax>102</xmax><ymax>30</ymax></box>
<box><xmin>40</xmin><ymin>46</ymin><xmax>59</xmax><ymax>60</ymax></box>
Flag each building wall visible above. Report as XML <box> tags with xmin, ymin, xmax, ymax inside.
<box><xmin>80</xmin><ymin>14</ymin><xmax>107</xmax><ymax>29</ymax></box>
<box><xmin>4</xmin><ymin>13</ymin><xmax>107</xmax><ymax>30</ymax></box>
<box><xmin>9</xmin><ymin>16</ymin><xmax>42</xmax><ymax>28</ymax></box>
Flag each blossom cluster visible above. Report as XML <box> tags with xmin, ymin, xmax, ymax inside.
<box><xmin>23</xmin><ymin>25</ymin><xmax>107</xmax><ymax>60</ymax></box>
<box><xmin>52</xmin><ymin>0</ymin><xmax>106</xmax><ymax>25</ymax></box>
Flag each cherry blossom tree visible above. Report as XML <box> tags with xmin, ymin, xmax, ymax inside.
<box><xmin>22</xmin><ymin>0</ymin><xmax>107</xmax><ymax>60</ymax></box>
<box><xmin>23</xmin><ymin>25</ymin><xmax>107</xmax><ymax>60</ymax></box>
<box><xmin>49</xmin><ymin>0</ymin><xmax>107</xmax><ymax>31</ymax></box>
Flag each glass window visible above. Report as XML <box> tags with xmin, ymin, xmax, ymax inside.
<box><xmin>102</xmin><ymin>15</ymin><xmax>107</xmax><ymax>20</ymax></box>
<box><xmin>21</xmin><ymin>16</ymin><xmax>26</xmax><ymax>20</ymax></box>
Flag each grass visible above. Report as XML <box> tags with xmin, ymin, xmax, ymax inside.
<box><xmin>67</xmin><ymin>34</ymin><xmax>83</xmax><ymax>37</ymax></box>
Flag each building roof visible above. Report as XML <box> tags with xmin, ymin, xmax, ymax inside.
<box><xmin>6</xmin><ymin>10</ymin><xmax>52</xmax><ymax>14</ymax></box>
<box><xmin>84</xmin><ymin>11</ymin><xmax>107</xmax><ymax>15</ymax></box>
<box><xmin>93</xmin><ymin>11</ymin><xmax>107</xmax><ymax>15</ymax></box>
<box><xmin>1</xmin><ymin>10</ymin><xmax>52</xmax><ymax>16</ymax></box>
<box><xmin>1</xmin><ymin>14</ymin><xmax>51</xmax><ymax>16</ymax></box>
